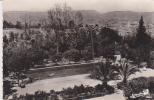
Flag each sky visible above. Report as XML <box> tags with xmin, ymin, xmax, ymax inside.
<box><xmin>3</xmin><ymin>0</ymin><xmax>154</xmax><ymax>13</ymax></box>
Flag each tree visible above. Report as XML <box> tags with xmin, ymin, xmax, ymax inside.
<box><xmin>95</xmin><ymin>59</ymin><xmax>115</xmax><ymax>86</ymax></box>
<box><xmin>9</xmin><ymin>32</ymin><xmax>15</xmax><ymax>42</ymax></box>
<box><xmin>3</xmin><ymin>47</ymin><xmax>11</xmax><ymax>77</ymax></box>
<box><xmin>3</xmin><ymin>80</ymin><xmax>15</xmax><ymax>97</ymax></box>
<box><xmin>76</xmin><ymin>26</ymin><xmax>88</xmax><ymax>54</ymax></box>
<box><xmin>3</xmin><ymin>20</ymin><xmax>10</xmax><ymax>28</ymax></box>
<box><xmin>116</xmin><ymin>58</ymin><xmax>138</xmax><ymax>84</ymax></box>
<box><xmin>3</xmin><ymin>40</ymin><xmax>46</xmax><ymax>84</ymax></box>
<box><xmin>135</xmin><ymin>16</ymin><xmax>151</xmax><ymax>47</ymax></box>
<box><xmin>3</xmin><ymin>20</ymin><xmax>15</xmax><ymax>28</ymax></box>
<box><xmin>84</xmin><ymin>25</ymin><xmax>98</xmax><ymax>59</ymax></box>
<box><xmin>98</xmin><ymin>27</ymin><xmax>122</xmax><ymax>58</ymax></box>
<box><xmin>75</xmin><ymin>11</ymin><xmax>83</xmax><ymax>25</ymax></box>
<box><xmin>48</xmin><ymin>3</ymin><xmax>79</xmax><ymax>54</ymax></box>
<box><xmin>48</xmin><ymin>4</ymin><xmax>65</xmax><ymax>54</ymax></box>
<box><xmin>135</xmin><ymin>16</ymin><xmax>151</xmax><ymax>62</ymax></box>
<box><xmin>82</xmin><ymin>46</ymin><xmax>93</xmax><ymax>61</ymax></box>
<box><xmin>3</xmin><ymin>35</ymin><xmax>9</xmax><ymax>48</ymax></box>
<box><xmin>99</xmin><ymin>27</ymin><xmax>121</xmax><ymax>44</ymax></box>
<box><xmin>15</xmin><ymin>21</ymin><xmax>22</xmax><ymax>29</ymax></box>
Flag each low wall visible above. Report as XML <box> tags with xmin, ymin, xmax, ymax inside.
<box><xmin>27</xmin><ymin>62</ymin><xmax>99</xmax><ymax>80</ymax></box>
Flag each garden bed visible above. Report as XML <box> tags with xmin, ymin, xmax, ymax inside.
<box><xmin>13</xmin><ymin>84</ymin><xmax>114</xmax><ymax>100</ymax></box>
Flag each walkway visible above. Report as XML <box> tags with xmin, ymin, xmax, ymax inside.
<box><xmin>14</xmin><ymin>68</ymin><xmax>154</xmax><ymax>100</ymax></box>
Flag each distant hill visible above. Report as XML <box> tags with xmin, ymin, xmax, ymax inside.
<box><xmin>101</xmin><ymin>11</ymin><xmax>154</xmax><ymax>24</ymax></box>
<box><xmin>3</xmin><ymin>10</ymin><xmax>154</xmax><ymax>25</ymax></box>
<box><xmin>3</xmin><ymin>11</ymin><xmax>48</xmax><ymax>24</ymax></box>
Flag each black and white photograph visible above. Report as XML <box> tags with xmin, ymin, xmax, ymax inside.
<box><xmin>2</xmin><ymin>0</ymin><xmax>154</xmax><ymax>100</ymax></box>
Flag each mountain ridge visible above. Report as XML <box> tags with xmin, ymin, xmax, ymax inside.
<box><xmin>3</xmin><ymin>10</ymin><xmax>154</xmax><ymax>25</ymax></box>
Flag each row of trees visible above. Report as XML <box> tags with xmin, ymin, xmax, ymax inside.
<box><xmin>3</xmin><ymin>20</ymin><xmax>22</xmax><ymax>29</ymax></box>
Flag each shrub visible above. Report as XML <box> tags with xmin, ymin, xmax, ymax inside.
<box><xmin>3</xmin><ymin>80</ymin><xmax>15</xmax><ymax>97</ymax></box>
<box><xmin>149</xmin><ymin>77</ymin><xmax>154</xmax><ymax>93</ymax></box>
<box><xmin>51</xmin><ymin>53</ymin><xmax>62</xmax><ymax>63</ymax></box>
<box><xmin>95</xmin><ymin>84</ymin><xmax>114</xmax><ymax>93</ymax></box>
<box><xmin>118</xmin><ymin>77</ymin><xmax>154</xmax><ymax>99</ymax></box>
<box><xmin>63</xmin><ymin>49</ymin><xmax>81</xmax><ymax>62</ymax></box>
<box><xmin>129</xmin><ymin>77</ymin><xmax>149</xmax><ymax>94</ymax></box>
<box><xmin>34</xmin><ymin>91</ymin><xmax>49</xmax><ymax>100</ymax></box>
<box><xmin>117</xmin><ymin>82</ymin><xmax>128</xmax><ymax>90</ymax></box>
<box><xmin>123</xmin><ymin>85</ymin><xmax>132</xmax><ymax>99</ymax></box>
<box><xmin>16</xmin><ymin>84</ymin><xmax>114</xmax><ymax>100</ymax></box>
<box><xmin>82</xmin><ymin>47</ymin><xmax>93</xmax><ymax>61</ymax></box>
<box><xmin>24</xmin><ymin>94</ymin><xmax>34</xmax><ymax>100</ymax></box>
<box><xmin>118</xmin><ymin>77</ymin><xmax>149</xmax><ymax>93</ymax></box>
<box><xmin>106</xmin><ymin>85</ymin><xmax>115</xmax><ymax>93</ymax></box>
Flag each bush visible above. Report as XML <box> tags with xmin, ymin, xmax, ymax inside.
<box><xmin>118</xmin><ymin>77</ymin><xmax>154</xmax><ymax>99</ymax></box>
<box><xmin>15</xmin><ymin>84</ymin><xmax>115</xmax><ymax>100</ymax></box>
<box><xmin>51</xmin><ymin>54</ymin><xmax>62</xmax><ymax>63</ymax></box>
<box><xmin>34</xmin><ymin>91</ymin><xmax>49</xmax><ymax>100</ymax></box>
<box><xmin>95</xmin><ymin>84</ymin><xmax>114</xmax><ymax>93</ymax></box>
<box><xmin>117</xmin><ymin>82</ymin><xmax>125</xmax><ymax>90</ymax></box>
<box><xmin>123</xmin><ymin>85</ymin><xmax>132</xmax><ymax>98</ymax></box>
<box><xmin>129</xmin><ymin>77</ymin><xmax>149</xmax><ymax>94</ymax></box>
<box><xmin>63</xmin><ymin>49</ymin><xmax>81</xmax><ymax>62</ymax></box>
<box><xmin>82</xmin><ymin>47</ymin><xmax>93</xmax><ymax>61</ymax></box>
<box><xmin>118</xmin><ymin>77</ymin><xmax>149</xmax><ymax>93</ymax></box>
<box><xmin>149</xmin><ymin>77</ymin><xmax>154</xmax><ymax>93</ymax></box>
<box><xmin>3</xmin><ymin>80</ymin><xmax>16</xmax><ymax>97</ymax></box>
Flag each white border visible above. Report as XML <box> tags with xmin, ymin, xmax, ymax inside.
<box><xmin>0</xmin><ymin>0</ymin><xmax>3</xmax><ymax>99</ymax></box>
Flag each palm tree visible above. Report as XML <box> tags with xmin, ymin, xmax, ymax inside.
<box><xmin>96</xmin><ymin>59</ymin><xmax>115</xmax><ymax>86</ymax></box>
<box><xmin>116</xmin><ymin>58</ymin><xmax>138</xmax><ymax>84</ymax></box>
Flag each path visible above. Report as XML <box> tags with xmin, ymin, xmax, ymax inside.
<box><xmin>14</xmin><ymin>68</ymin><xmax>154</xmax><ymax>100</ymax></box>
<box><xmin>14</xmin><ymin>74</ymin><xmax>101</xmax><ymax>95</ymax></box>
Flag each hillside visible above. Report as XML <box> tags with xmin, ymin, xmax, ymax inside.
<box><xmin>3</xmin><ymin>11</ymin><xmax>154</xmax><ymax>25</ymax></box>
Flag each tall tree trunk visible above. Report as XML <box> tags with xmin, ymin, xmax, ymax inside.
<box><xmin>56</xmin><ymin>30</ymin><xmax>59</xmax><ymax>54</ymax></box>
<box><xmin>123</xmin><ymin>77</ymin><xmax>127</xmax><ymax>85</ymax></box>
<box><xmin>90</xmin><ymin>31</ymin><xmax>95</xmax><ymax>59</ymax></box>
<box><xmin>103</xmin><ymin>80</ymin><xmax>108</xmax><ymax>87</ymax></box>
<box><xmin>17</xmin><ymin>72</ymin><xmax>20</xmax><ymax>86</ymax></box>
<box><xmin>56</xmin><ymin>42</ymin><xmax>59</xmax><ymax>54</ymax></box>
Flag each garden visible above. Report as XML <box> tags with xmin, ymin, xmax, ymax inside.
<box><xmin>9</xmin><ymin>84</ymin><xmax>114</xmax><ymax>100</ymax></box>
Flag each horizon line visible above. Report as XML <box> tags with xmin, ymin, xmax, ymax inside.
<box><xmin>3</xmin><ymin>10</ymin><xmax>154</xmax><ymax>14</ymax></box>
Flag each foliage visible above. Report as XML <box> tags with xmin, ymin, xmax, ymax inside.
<box><xmin>130</xmin><ymin>77</ymin><xmax>149</xmax><ymax>93</ymax></box>
<box><xmin>3</xmin><ymin>35</ymin><xmax>9</xmax><ymax>48</ymax></box>
<box><xmin>16</xmin><ymin>84</ymin><xmax>114</xmax><ymax>100</ymax></box>
<box><xmin>82</xmin><ymin>46</ymin><xmax>93</xmax><ymax>61</ymax></box>
<box><xmin>115</xmin><ymin>58</ymin><xmax>138</xmax><ymax>84</ymax></box>
<box><xmin>51</xmin><ymin>53</ymin><xmax>62</xmax><ymax>63</ymax></box>
<box><xmin>118</xmin><ymin>77</ymin><xmax>154</xmax><ymax>99</ymax></box>
<box><xmin>135</xmin><ymin>16</ymin><xmax>151</xmax><ymax>47</ymax></box>
<box><xmin>3</xmin><ymin>80</ymin><xmax>16</xmax><ymax>97</ymax></box>
<box><xmin>99</xmin><ymin>27</ymin><xmax>122</xmax><ymax>44</ymax></box>
<box><xmin>3</xmin><ymin>20</ymin><xmax>15</xmax><ymax>28</ymax></box>
<box><xmin>47</xmin><ymin>4</ymin><xmax>83</xmax><ymax>54</ymax></box>
<box><xmin>9</xmin><ymin>32</ymin><xmax>15</xmax><ymax>42</ymax></box>
<box><xmin>98</xmin><ymin>27</ymin><xmax>122</xmax><ymax>57</ymax></box>
<box><xmin>3</xmin><ymin>39</ymin><xmax>48</xmax><ymax>79</ymax></box>
<box><xmin>92</xmin><ymin>59</ymin><xmax>116</xmax><ymax>86</ymax></box>
<box><xmin>63</xmin><ymin>49</ymin><xmax>81</xmax><ymax>62</ymax></box>
<box><xmin>134</xmin><ymin>16</ymin><xmax>151</xmax><ymax>62</ymax></box>
<box><xmin>148</xmin><ymin>77</ymin><xmax>154</xmax><ymax>93</ymax></box>
<box><xmin>98</xmin><ymin>43</ymin><xmax>115</xmax><ymax>58</ymax></box>
<box><xmin>15</xmin><ymin>21</ymin><xmax>22</xmax><ymax>29</ymax></box>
